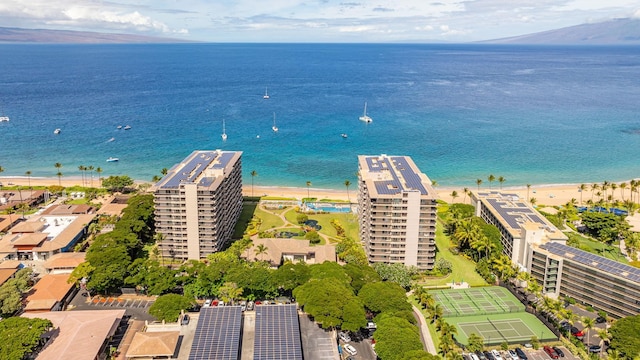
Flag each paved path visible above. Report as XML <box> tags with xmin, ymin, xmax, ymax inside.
<box><xmin>412</xmin><ymin>304</ymin><xmax>437</xmax><ymax>355</ymax></box>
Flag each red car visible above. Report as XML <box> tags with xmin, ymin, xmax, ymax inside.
<box><xmin>544</xmin><ymin>346</ymin><xmax>559</xmax><ymax>359</ymax></box>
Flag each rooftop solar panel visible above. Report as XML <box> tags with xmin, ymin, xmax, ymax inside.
<box><xmin>160</xmin><ymin>151</ymin><xmax>237</xmax><ymax>189</ymax></box>
<box><xmin>189</xmin><ymin>306</ymin><xmax>242</xmax><ymax>360</ymax></box>
<box><xmin>541</xmin><ymin>242</ymin><xmax>640</xmax><ymax>283</ymax></box>
<box><xmin>254</xmin><ymin>304</ymin><xmax>303</xmax><ymax>360</ymax></box>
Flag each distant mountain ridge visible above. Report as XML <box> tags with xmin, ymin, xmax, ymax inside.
<box><xmin>0</xmin><ymin>27</ymin><xmax>190</xmax><ymax>44</ymax></box>
<box><xmin>486</xmin><ymin>18</ymin><xmax>640</xmax><ymax>44</ymax></box>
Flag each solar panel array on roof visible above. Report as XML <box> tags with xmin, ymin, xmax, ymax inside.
<box><xmin>189</xmin><ymin>306</ymin><xmax>242</xmax><ymax>360</ymax></box>
<box><xmin>541</xmin><ymin>242</ymin><xmax>640</xmax><ymax>283</ymax></box>
<box><xmin>391</xmin><ymin>156</ymin><xmax>428</xmax><ymax>194</ymax></box>
<box><xmin>254</xmin><ymin>304</ymin><xmax>303</xmax><ymax>360</ymax></box>
<box><xmin>161</xmin><ymin>151</ymin><xmax>237</xmax><ymax>189</ymax></box>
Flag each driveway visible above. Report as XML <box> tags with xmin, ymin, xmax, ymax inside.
<box><xmin>68</xmin><ymin>291</ymin><xmax>157</xmax><ymax>321</ymax></box>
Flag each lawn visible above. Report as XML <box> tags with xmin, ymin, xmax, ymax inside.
<box><xmin>565</xmin><ymin>232</ymin><xmax>629</xmax><ymax>263</ymax></box>
<box><xmin>414</xmin><ymin>221</ymin><xmax>487</xmax><ymax>287</ymax></box>
<box><xmin>284</xmin><ymin>208</ymin><xmax>359</xmax><ymax>241</ymax></box>
<box><xmin>254</xmin><ymin>206</ymin><xmax>286</xmax><ymax>230</ymax></box>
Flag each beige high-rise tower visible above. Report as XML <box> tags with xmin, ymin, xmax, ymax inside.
<box><xmin>153</xmin><ymin>150</ymin><xmax>243</xmax><ymax>261</ymax></box>
<box><xmin>357</xmin><ymin>154</ymin><xmax>438</xmax><ymax>270</ymax></box>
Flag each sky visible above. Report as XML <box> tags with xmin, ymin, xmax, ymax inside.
<box><xmin>1</xmin><ymin>0</ymin><xmax>639</xmax><ymax>42</ymax></box>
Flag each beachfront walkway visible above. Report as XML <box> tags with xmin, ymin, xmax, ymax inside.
<box><xmin>412</xmin><ymin>304</ymin><xmax>437</xmax><ymax>355</ymax></box>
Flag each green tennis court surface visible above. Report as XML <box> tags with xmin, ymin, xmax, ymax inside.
<box><xmin>431</xmin><ymin>287</ymin><xmax>556</xmax><ymax>346</ymax></box>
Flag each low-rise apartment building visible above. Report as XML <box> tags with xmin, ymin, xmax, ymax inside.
<box><xmin>357</xmin><ymin>154</ymin><xmax>438</xmax><ymax>270</ymax></box>
<box><xmin>153</xmin><ymin>150</ymin><xmax>243</xmax><ymax>260</ymax></box>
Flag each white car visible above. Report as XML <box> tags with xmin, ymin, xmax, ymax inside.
<box><xmin>343</xmin><ymin>344</ymin><xmax>357</xmax><ymax>356</ymax></box>
<box><xmin>203</xmin><ymin>299</ymin><xmax>212</xmax><ymax>307</ymax></box>
<box><xmin>491</xmin><ymin>350</ymin><xmax>504</xmax><ymax>360</ymax></box>
<box><xmin>338</xmin><ymin>332</ymin><xmax>351</xmax><ymax>342</ymax></box>
<box><xmin>508</xmin><ymin>349</ymin><xmax>519</xmax><ymax>360</ymax></box>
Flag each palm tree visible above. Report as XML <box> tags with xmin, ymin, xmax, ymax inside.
<box><xmin>488</xmin><ymin>174</ymin><xmax>495</xmax><ymax>189</ymax></box>
<box><xmin>582</xmin><ymin>316</ymin><xmax>596</xmax><ymax>347</ymax></box>
<box><xmin>254</xmin><ymin>243</ymin><xmax>268</xmax><ymax>262</ymax></box>
<box><xmin>476</xmin><ymin>179</ymin><xmax>483</xmax><ymax>192</ymax></box>
<box><xmin>54</xmin><ymin>163</ymin><xmax>63</xmax><ymax>186</ymax></box>
<box><xmin>88</xmin><ymin>165</ymin><xmax>94</xmax><ymax>187</ymax></box>
<box><xmin>151</xmin><ymin>175</ymin><xmax>161</xmax><ymax>182</ymax></box>
<box><xmin>530</xmin><ymin>197</ymin><xmax>537</xmax><ymax>206</ymax></box>
<box><xmin>453</xmin><ymin>220</ymin><xmax>480</xmax><ymax>250</ymax></box>
<box><xmin>161</xmin><ymin>168</ymin><xmax>168</xmax><ymax>175</ymax></box>
<box><xmin>344</xmin><ymin>180</ymin><xmax>351</xmax><ymax>204</ymax></box>
<box><xmin>306</xmin><ymin>181</ymin><xmax>311</xmax><ymax>200</ymax></box>
<box><xmin>25</xmin><ymin>170</ymin><xmax>32</xmax><ymax>189</ymax></box>
<box><xmin>472</xmin><ymin>234</ymin><xmax>495</xmax><ymax>259</ymax></box>
<box><xmin>96</xmin><ymin>167</ymin><xmax>103</xmax><ymax>183</ymax></box>
<box><xmin>154</xmin><ymin>233</ymin><xmax>166</xmax><ymax>266</ymax></box>
<box><xmin>591</xmin><ymin>183</ymin><xmax>599</xmax><ymax>202</ymax></box>
<box><xmin>250</xmin><ymin>170</ymin><xmax>258</xmax><ymax>197</ymax></box>
<box><xmin>17</xmin><ymin>202</ymin><xmax>29</xmax><ymax>219</ymax></box>
<box><xmin>78</xmin><ymin>165</ymin><xmax>86</xmax><ymax>187</ymax></box>
<box><xmin>498</xmin><ymin>176</ymin><xmax>506</xmax><ymax>190</ymax></box>
<box><xmin>610</xmin><ymin>183</ymin><xmax>618</xmax><ymax>201</ymax></box>
<box><xmin>462</xmin><ymin>187</ymin><xmax>469</xmax><ymax>204</ymax></box>
<box><xmin>619</xmin><ymin>182</ymin><xmax>627</xmax><ymax>201</ymax></box>
<box><xmin>450</xmin><ymin>190</ymin><xmax>458</xmax><ymax>203</ymax></box>
<box><xmin>579</xmin><ymin>184</ymin><xmax>586</xmax><ymax>205</ymax></box>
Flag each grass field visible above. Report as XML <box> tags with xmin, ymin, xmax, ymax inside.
<box><xmin>283</xmin><ymin>208</ymin><xmax>359</xmax><ymax>241</ymax></box>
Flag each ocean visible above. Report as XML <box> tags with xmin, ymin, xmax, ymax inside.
<box><xmin>1</xmin><ymin>43</ymin><xmax>639</xmax><ymax>189</ymax></box>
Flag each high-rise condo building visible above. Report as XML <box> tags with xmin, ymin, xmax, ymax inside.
<box><xmin>357</xmin><ymin>154</ymin><xmax>438</xmax><ymax>270</ymax></box>
<box><xmin>153</xmin><ymin>150</ymin><xmax>243</xmax><ymax>261</ymax></box>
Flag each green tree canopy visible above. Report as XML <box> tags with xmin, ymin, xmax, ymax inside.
<box><xmin>271</xmin><ymin>262</ymin><xmax>311</xmax><ymax>293</ymax></box>
<box><xmin>0</xmin><ymin>317</ymin><xmax>53</xmax><ymax>360</ymax></box>
<box><xmin>308</xmin><ymin>261</ymin><xmax>352</xmax><ymax>286</ymax></box>
<box><xmin>125</xmin><ymin>259</ymin><xmax>176</xmax><ymax>295</ymax></box>
<box><xmin>358</xmin><ymin>281</ymin><xmax>412</xmax><ymax>314</ymax></box>
<box><xmin>101</xmin><ymin>175</ymin><xmax>134</xmax><ymax>192</ymax></box>
<box><xmin>609</xmin><ymin>315</ymin><xmax>640</xmax><ymax>359</ymax></box>
<box><xmin>343</xmin><ymin>263</ymin><xmax>381</xmax><ymax>293</ymax></box>
<box><xmin>374</xmin><ymin>315</ymin><xmax>423</xmax><ymax>360</ymax></box>
<box><xmin>372</xmin><ymin>263</ymin><xmax>414</xmax><ymax>288</ymax></box>
<box><xmin>467</xmin><ymin>333</ymin><xmax>485</xmax><ymax>352</ymax></box>
<box><xmin>293</xmin><ymin>278</ymin><xmax>355</xmax><ymax>329</ymax></box>
<box><xmin>401</xmin><ymin>350</ymin><xmax>441</xmax><ymax>360</ymax></box>
<box><xmin>148</xmin><ymin>294</ymin><xmax>195</xmax><ymax>322</ymax></box>
<box><xmin>340</xmin><ymin>298</ymin><xmax>367</xmax><ymax>332</ymax></box>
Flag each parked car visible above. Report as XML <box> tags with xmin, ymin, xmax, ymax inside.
<box><xmin>484</xmin><ymin>351</ymin><xmax>494</xmax><ymax>360</ymax></box>
<box><xmin>470</xmin><ymin>353</ymin><xmax>481</xmax><ymax>360</ymax></box>
<box><xmin>515</xmin><ymin>347</ymin><xmax>528</xmax><ymax>360</ymax></box>
<box><xmin>508</xmin><ymin>349</ymin><xmax>519</xmax><ymax>360</ymax></box>
<box><xmin>595</xmin><ymin>316</ymin><xmax>607</xmax><ymax>324</ymax></box>
<box><xmin>343</xmin><ymin>344</ymin><xmax>357</xmax><ymax>356</ymax></box>
<box><xmin>338</xmin><ymin>332</ymin><xmax>351</xmax><ymax>342</ymax></box>
<box><xmin>247</xmin><ymin>301</ymin><xmax>254</xmax><ymax>311</ymax></box>
<box><xmin>552</xmin><ymin>347</ymin><xmax>564</xmax><ymax>357</ymax></box>
<box><xmin>491</xmin><ymin>349</ymin><xmax>503</xmax><ymax>360</ymax></box>
<box><xmin>203</xmin><ymin>299</ymin><xmax>212</xmax><ymax>307</ymax></box>
<box><xmin>523</xmin><ymin>343</ymin><xmax>533</xmax><ymax>349</ymax></box>
<box><xmin>476</xmin><ymin>351</ymin><xmax>487</xmax><ymax>360</ymax></box>
<box><xmin>543</xmin><ymin>346</ymin><xmax>559</xmax><ymax>359</ymax></box>
<box><xmin>571</xmin><ymin>327</ymin><xmax>585</xmax><ymax>340</ymax></box>
<box><xmin>588</xmin><ymin>345</ymin><xmax>602</xmax><ymax>353</ymax></box>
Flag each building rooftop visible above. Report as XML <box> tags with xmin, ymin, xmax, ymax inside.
<box><xmin>22</xmin><ymin>310</ymin><xmax>126</xmax><ymax>360</ymax></box>
<box><xmin>24</xmin><ymin>273</ymin><xmax>75</xmax><ymax>311</ymax></box>
<box><xmin>243</xmin><ymin>238</ymin><xmax>337</xmax><ymax>266</ymax></box>
<box><xmin>0</xmin><ymin>267</ymin><xmax>18</xmax><ymax>286</ymax></box>
<box><xmin>41</xmin><ymin>204</ymin><xmax>94</xmax><ymax>215</ymax></box>
<box><xmin>476</xmin><ymin>191</ymin><xmax>566</xmax><ymax>241</ymax></box>
<box><xmin>540</xmin><ymin>241</ymin><xmax>640</xmax><ymax>283</ymax></box>
<box><xmin>155</xmin><ymin>150</ymin><xmax>242</xmax><ymax>190</ymax></box>
<box><xmin>358</xmin><ymin>154</ymin><xmax>436</xmax><ymax>197</ymax></box>
<box><xmin>44</xmin><ymin>252</ymin><xmax>86</xmax><ymax>271</ymax></box>
<box><xmin>126</xmin><ymin>331</ymin><xmax>180</xmax><ymax>359</ymax></box>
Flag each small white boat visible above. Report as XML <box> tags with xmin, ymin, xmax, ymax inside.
<box><xmin>108</xmin><ymin>137</ymin><xmax>115</xmax><ymax>142</ymax></box>
<box><xmin>341</xmin><ymin>133</ymin><xmax>348</xmax><ymax>138</ymax></box>
<box><xmin>106</xmin><ymin>157</ymin><xmax>119</xmax><ymax>162</ymax></box>
<box><xmin>359</xmin><ymin>102</ymin><xmax>373</xmax><ymax>123</ymax></box>
<box><xmin>123</xmin><ymin>125</ymin><xmax>131</xmax><ymax>130</ymax></box>
<box><xmin>117</xmin><ymin>125</ymin><xmax>122</xmax><ymax>129</ymax></box>
<box><xmin>54</xmin><ymin>128</ymin><xmax>61</xmax><ymax>134</ymax></box>
<box><xmin>0</xmin><ymin>116</ymin><xmax>9</xmax><ymax>122</ymax></box>
<box><xmin>221</xmin><ymin>118</ymin><xmax>227</xmax><ymax>141</ymax></box>
<box><xmin>272</xmin><ymin>112</ymin><xmax>278</xmax><ymax>132</ymax></box>
<box><xmin>263</xmin><ymin>87</ymin><xmax>270</xmax><ymax>99</ymax></box>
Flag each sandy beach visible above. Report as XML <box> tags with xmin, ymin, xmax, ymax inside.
<box><xmin>2</xmin><ymin>175</ymin><xmax>636</xmax><ymax>208</ymax></box>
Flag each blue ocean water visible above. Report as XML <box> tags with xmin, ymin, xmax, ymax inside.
<box><xmin>1</xmin><ymin>43</ymin><xmax>640</xmax><ymax>189</ymax></box>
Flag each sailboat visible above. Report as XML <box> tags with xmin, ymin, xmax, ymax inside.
<box><xmin>0</xmin><ymin>105</ymin><xmax>9</xmax><ymax>122</ymax></box>
<box><xmin>272</xmin><ymin>112</ymin><xmax>278</xmax><ymax>132</ymax></box>
<box><xmin>359</xmin><ymin>102</ymin><xmax>373</xmax><ymax>123</ymax></box>
<box><xmin>221</xmin><ymin>118</ymin><xmax>228</xmax><ymax>141</ymax></box>
<box><xmin>263</xmin><ymin>87</ymin><xmax>270</xmax><ymax>99</ymax></box>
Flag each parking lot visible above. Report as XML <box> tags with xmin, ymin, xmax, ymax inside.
<box><xmin>89</xmin><ymin>296</ymin><xmax>155</xmax><ymax>309</ymax></box>
<box><xmin>468</xmin><ymin>346</ymin><xmax>578</xmax><ymax>360</ymax></box>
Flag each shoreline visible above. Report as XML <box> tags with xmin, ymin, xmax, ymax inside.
<box><xmin>1</xmin><ymin>176</ymin><xmax>637</xmax><ymax>207</ymax></box>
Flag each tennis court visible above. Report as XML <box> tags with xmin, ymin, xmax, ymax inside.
<box><xmin>446</xmin><ymin>312</ymin><xmax>556</xmax><ymax>346</ymax></box>
<box><xmin>431</xmin><ymin>286</ymin><xmax>556</xmax><ymax>346</ymax></box>
<box><xmin>430</xmin><ymin>286</ymin><xmax>524</xmax><ymax>317</ymax></box>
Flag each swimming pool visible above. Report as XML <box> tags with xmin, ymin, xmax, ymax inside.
<box><xmin>305</xmin><ymin>202</ymin><xmax>352</xmax><ymax>213</ymax></box>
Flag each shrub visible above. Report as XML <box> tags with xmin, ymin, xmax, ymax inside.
<box><xmin>296</xmin><ymin>214</ymin><xmax>308</xmax><ymax>224</ymax></box>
